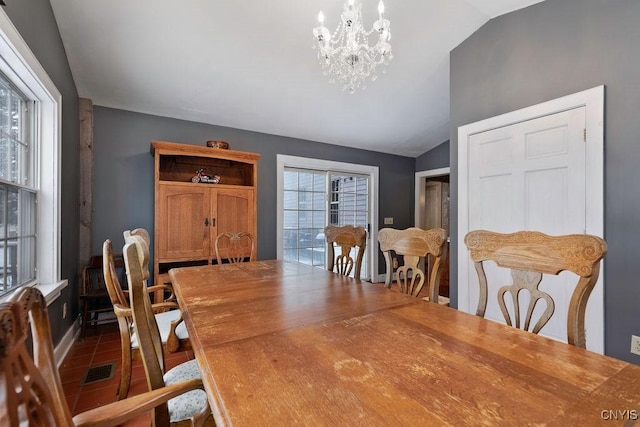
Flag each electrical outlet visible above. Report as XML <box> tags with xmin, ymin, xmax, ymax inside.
<box><xmin>392</xmin><ymin>258</ymin><xmax>399</xmax><ymax>269</ymax></box>
<box><xmin>631</xmin><ymin>335</ymin><xmax>640</xmax><ymax>356</ymax></box>
<box><xmin>62</xmin><ymin>302</ymin><xmax>67</xmax><ymax>319</ymax></box>
<box><xmin>384</xmin><ymin>217</ymin><xmax>394</xmax><ymax>225</ymax></box>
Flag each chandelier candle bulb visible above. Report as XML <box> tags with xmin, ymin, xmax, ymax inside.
<box><xmin>312</xmin><ymin>0</ymin><xmax>393</xmax><ymax>93</ymax></box>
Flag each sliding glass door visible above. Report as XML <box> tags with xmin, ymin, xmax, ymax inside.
<box><xmin>328</xmin><ymin>172</ymin><xmax>369</xmax><ymax>276</ymax></box>
<box><xmin>282</xmin><ymin>167</ymin><xmax>370</xmax><ymax>279</ymax></box>
<box><xmin>283</xmin><ymin>169</ymin><xmax>326</xmax><ymax>268</ymax></box>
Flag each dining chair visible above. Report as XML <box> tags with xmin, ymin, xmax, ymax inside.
<box><xmin>214</xmin><ymin>231</ymin><xmax>255</xmax><ymax>264</ymax></box>
<box><xmin>123</xmin><ymin>238</ymin><xmax>212</xmax><ymax>426</ymax></box>
<box><xmin>378</xmin><ymin>227</ymin><xmax>448</xmax><ymax>304</ymax></box>
<box><xmin>324</xmin><ymin>224</ymin><xmax>367</xmax><ymax>279</ymax></box>
<box><xmin>123</xmin><ymin>227</ymin><xmax>151</xmax><ymax>249</ymax></box>
<box><xmin>103</xmin><ymin>239</ymin><xmax>190</xmax><ymax>400</ymax></box>
<box><xmin>464</xmin><ymin>229</ymin><xmax>607</xmax><ymax>348</ymax></box>
<box><xmin>79</xmin><ymin>254</ymin><xmax>123</xmax><ymax>338</ymax></box>
<box><xmin>123</xmin><ymin>228</ymin><xmax>186</xmax><ymax>322</ymax></box>
<box><xmin>0</xmin><ymin>287</ymin><xmax>205</xmax><ymax>427</ymax></box>
<box><xmin>123</xmin><ymin>228</ymin><xmax>163</xmax><ymax>303</ymax></box>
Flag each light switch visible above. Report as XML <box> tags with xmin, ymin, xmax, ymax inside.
<box><xmin>384</xmin><ymin>217</ymin><xmax>394</xmax><ymax>225</ymax></box>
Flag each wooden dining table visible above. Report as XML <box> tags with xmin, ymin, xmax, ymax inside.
<box><xmin>169</xmin><ymin>259</ymin><xmax>640</xmax><ymax>426</ymax></box>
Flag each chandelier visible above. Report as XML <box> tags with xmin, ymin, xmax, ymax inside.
<box><xmin>313</xmin><ymin>0</ymin><xmax>392</xmax><ymax>93</ymax></box>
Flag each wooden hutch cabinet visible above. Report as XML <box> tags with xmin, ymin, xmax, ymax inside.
<box><xmin>150</xmin><ymin>141</ymin><xmax>260</xmax><ymax>286</ymax></box>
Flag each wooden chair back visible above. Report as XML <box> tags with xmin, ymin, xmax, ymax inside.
<box><xmin>324</xmin><ymin>225</ymin><xmax>366</xmax><ymax>279</ymax></box>
<box><xmin>123</xmin><ymin>227</ymin><xmax>151</xmax><ymax>247</ymax></box>
<box><xmin>0</xmin><ymin>287</ymin><xmax>72</xmax><ymax>425</ymax></box>
<box><xmin>123</xmin><ymin>228</ymin><xmax>151</xmax><ymax>282</ymax></box>
<box><xmin>103</xmin><ymin>239</ymin><xmax>137</xmax><ymax>400</ymax></box>
<box><xmin>214</xmin><ymin>231</ymin><xmax>255</xmax><ymax>264</ymax></box>
<box><xmin>464</xmin><ymin>229</ymin><xmax>607</xmax><ymax>348</ymax></box>
<box><xmin>378</xmin><ymin>227</ymin><xmax>447</xmax><ymax>302</ymax></box>
<box><xmin>80</xmin><ymin>253</ymin><xmax>125</xmax><ymax>337</ymax></box>
<box><xmin>123</xmin><ymin>240</ymin><xmax>168</xmax><ymax>424</ymax></box>
<box><xmin>123</xmin><ymin>240</ymin><xmax>211</xmax><ymax>426</ymax></box>
<box><xmin>103</xmin><ymin>238</ymin><xmax>188</xmax><ymax>400</ymax></box>
<box><xmin>0</xmin><ymin>287</ymin><xmax>203</xmax><ymax>426</ymax></box>
<box><xmin>103</xmin><ymin>240</ymin><xmax>129</xmax><ymax>310</ymax></box>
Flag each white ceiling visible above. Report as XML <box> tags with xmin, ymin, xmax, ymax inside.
<box><xmin>49</xmin><ymin>0</ymin><xmax>544</xmax><ymax>157</ymax></box>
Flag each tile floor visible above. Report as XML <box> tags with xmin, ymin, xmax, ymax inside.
<box><xmin>59</xmin><ymin>321</ymin><xmax>193</xmax><ymax>426</ymax></box>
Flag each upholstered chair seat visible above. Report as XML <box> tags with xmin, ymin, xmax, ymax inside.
<box><xmin>164</xmin><ymin>359</ymin><xmax>209</xmax><ymax>423</ymax></box>
<box><xmin>130</xmin><ymin>309</ymin><xmax>189</xmax><ymax>348</ymax></box>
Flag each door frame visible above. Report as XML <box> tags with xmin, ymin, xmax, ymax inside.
<box><xmin>457</xmin><ymin>85</ymin><xmax>604</xmax><ymax>353</ymax></box>
<box><xmin>276</xmin><ymin>154</ymin><xmax>379</xmax><ymax>281</ymax></box>
<box><xmin>414</xmin><ymin>167</ymin><xmax>450</xmax><ymax>229</ymax></box>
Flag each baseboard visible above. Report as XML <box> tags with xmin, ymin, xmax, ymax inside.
<box><xmin>54</xmin><ymin>317</ymin><xmax>80</xmax><ymax>368</ymax></box>
<box><xmin>373</xmin><ymin>274</ymin><xmax>387</xmax><ymax>283</ymax></box>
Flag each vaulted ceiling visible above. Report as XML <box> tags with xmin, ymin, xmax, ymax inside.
<box><xmin>50</xmin><ymin>0</ymin><xmax>544</xmax><ymax>157</ymax></box>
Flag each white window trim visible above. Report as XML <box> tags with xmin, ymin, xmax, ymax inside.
<box><xmin>276</xmin><ymin>154</ymin><xmax>379</xmax><ymax>282</ymax></box>
<box><xmin>0</xmin><ymin>9</ymin><xmax>64</xmax><ymax>304</ymax></box>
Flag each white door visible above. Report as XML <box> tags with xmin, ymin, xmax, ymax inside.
<box><xmin>464</xmin><ymin>106</ymin><xmax>600</xmax><ymax>346</ymax></box>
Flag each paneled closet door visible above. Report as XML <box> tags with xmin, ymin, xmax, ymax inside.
<box><xmin>465</xmin><ymin>106</ymin><xmax>588</xmax><ymax>344</ymax></box>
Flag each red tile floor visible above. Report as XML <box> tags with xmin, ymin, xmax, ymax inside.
<box><xmin>59</xmin><ymin>321</ymin><xmax>194</xmax><ymax>426</ymax></box>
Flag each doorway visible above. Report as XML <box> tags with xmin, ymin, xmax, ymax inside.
<box><xmin>281</xmin><ymin>168</ymin><xmax>370</xmax><ymax>279</ymax></box>
<box><xmin>415</xmin><ymin>167</ymin><xmax>450</xmax><ymax>297</ymax></box>
<box><xmin>277</xmin><ymin>155</ymin><xmax>379</xmax><ymax>281</ymax></box>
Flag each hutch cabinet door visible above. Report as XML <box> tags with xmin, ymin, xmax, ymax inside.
<box><xmin>211</xmin><ymin>188</ymin><xmax>256</xmax><ymax>259</ymax></box>
<box><xmin>157</xmin><ymin>184</ymin><xmax>211</xmax><ymax>260</ymax></box>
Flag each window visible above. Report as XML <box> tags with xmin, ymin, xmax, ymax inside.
<box><xmin>330</xmin><ymin>179</ymin><xmax>339</xmax><ymax>225</ymax></box>
<box><xmin>329</xmin><ymin>174</ymin><xmax>368</xmax><ymax>228</ymax></box>
<box><xmin>0</xmin><ymin>10</ymin><xmax>63</xmax><ymax>302</ymax></box>
<box><xmin>277</xmin><ymin>155</ymin><xmax>378</xmax><ymax>281</ymax></box>
<box><xmin>0</xmin><ymin>74</ymin><xmax>36</xmax><ymax>296</ymax></box>
<box><xmin>282</xmin><ymin>169</ymin><xmax>327</xmax><ymax>268</ymax></box>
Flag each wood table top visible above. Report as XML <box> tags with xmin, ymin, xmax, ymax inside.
<box><xmin>169</xmin><ymin>260</ymin><xmax>640</xmax><ymax>426</ymax></box>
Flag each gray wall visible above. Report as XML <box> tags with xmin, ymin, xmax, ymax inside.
<box><xmin>4</xmin><ymin>1</ymin><xmax>80</xmax><ymax>345</ymax></box>
<box><xmin>93</xmin><ymin>107</ymin><xmax>416</xmax><ymax>275</ymax></box>
<box><xmin>450</xmin><ymin>0</ymin><xmax>640</xmax><ymax>363</ymax></box>
<box><xmin>416</xmin><ymin>140</ymin><xmax>450</xmax><ymax>172</ymax></box>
